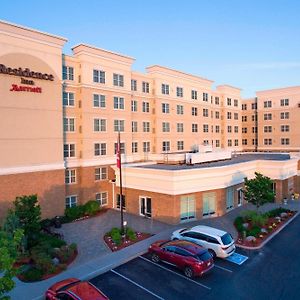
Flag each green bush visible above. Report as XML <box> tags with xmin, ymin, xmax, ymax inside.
<box><xmin>266</xmin><ymin>208</ymin><xmax>289</xmax><ymax>218</ymax></box>
<box><xmin>34</xmin><ymin>254</ymin><xmax>54</xmax><ymax>273</ymax></box>
<box><xmin>247</xmin><ymin>225</ymin><xmax>261</xmax><ymax>237</ymax></box>
<box><xmin>84</xmin><ymin>200</ymin><xmax>100</xmax><ymax>216</ymax></box>
<box><xmin>109</xmin><ymin>227</ymin><xmax>122</xmax><ymax>245</ymax></box>
<box><xmin>64</xmin><ymin>206</ymin><xmax>86</xmax><ymax>222</ymax></box>
<box><xmin>126</xmin><ymin>227</ymin><xmax>136</xmax><ymax>241</ymax></box>
<box><xmin>55</xmin><ymin>244</ymin><xmax>77</xmax><ymax>263</ymax></box>
<box><xmin>241</xmin><ymin>210</ymin><xmax>258</xmax><ymax>221</ymax></box>
<box><xmin>252</xmin><ymin>214</ymin><xmax>268</xmax><ymax>227</ymax></box>
<box><xmin>37</xmin><ymin>233</ymin><xmax>66</xmax><ymax>248</ymax></box>
<box><xmin>21</xmin><ymin>267</ymin><xmax>43</xmax><ymax>282</ymax></box>
<box><xmin>40</xmin><ymin>218</ymin><xmax>52</xmax><ymax>229</ymax></box>
<box><xmin>234</xmin><ymin>216</ymin><xmax>244</xmax><ymax>233</ymax></box>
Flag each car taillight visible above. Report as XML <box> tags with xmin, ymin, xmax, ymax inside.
<box><xmin>197</xmin><ymin>260</ymin><xmax>204</xmax><ymax>265</ymax></box>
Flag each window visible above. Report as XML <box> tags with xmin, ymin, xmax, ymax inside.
<box><xmin>63</xmin><ymin>92</ymin><xmax>74</xmax><ymax>106</ymax></box>
<box><xmin>117</xmin><ymin>194</ymin><xmax>126</xmax><ymax>210</ymax></box>
<box><xmin>95</xmin><ymin>167</ymin><xmax>107</xmax><ymax>180</ymax></box>
<box><xmin>234</xmin><ymin>113</ymin><xmax>239</xmax><ymax>120</ymax></box>
<box><xmin>94</xmin><ymin>143</ymin><xmax>107</xmax><ymax>156</ymax></box>
<box><xmin>64</xmin><ymin>118</ymin><xmax>75</xmax><ymax>132</ymax></box>
<box><xmin>252</xmin><ymin>139</ymin><xmax>258</xmax><ymax>146</ymax></box>
<box><xmin>203</xmin><ymin>139</ymin><xmax>209</xmax><ymax>145</ymax></box>
<box><xmin>64</xmin><ymin>144</ymin><xmax>75</xmax><ymax>158</ymax></box>
<box><xmin>281</xmin><ymin>125</ymin><xmax>290</xmax><ymax>132</ymax></box>
<box><xmin>242</xmin><ymin>127</ymin><xmax>247</xmax><ymax>133</ymax></box>
<box><xmin>228</xmin><ymin>139</ymin><xmax>232</xmax><ymax>147</ymax></box>
<box><xmin>113</xmin><ymin>97</ymin><xmax>124</xmax><ymax>109</ymax></box>
<box><xmin>280</xmin><ymin>99</ymin><xmax>289</xmax><ymax>106</ymax></box>
<box><xmin>177</xmin><ymin>105</ymin><xmax>184</xmax><ymax>115</ymax></box>
<box><xmin>93</xmin><ymin>69</ymin><xmax>105</xmax><ymax>83</ymax></box>
<box><xmin>162</xmin><ymin>141</ymin><xmax>170</xmax><ymax>152</ymax></box>
<box><xmin>143</xmin><ymin>121</ymin><xmax>150</xmax><ymax>132</ymax></box>
<box><xmin>242</xmin><ymin>104</ymin><xmax>247</xmax><ymax>110</ymax></box>
<box><xmin>93</xmin><ymin>94</ymin><xmax>106</xmax><ymax>108</ymax></box>
<box><xmin>96</xmin><ymin>192</ymin><xmax>108</xmax><ymax>206</ymax></box>
<box><xmin>227</xmin><ymin>125</ymin><xmax>232</xmax><ymax>133</ymax></box>
<box><xmin>132</xmin><ymin>142</ymin><xmax>138</xmax><ymax>153</ymax></box>
<box><xmin>191</xmin><ymin>89</ymin><xmax>198</xmax><ymax>100</ymax></box>
<box><xmin>62</xmin><ymin>66</ymin><xmax>74</xmax><ymax>81</ymax></box>
<box><xmin>203</xmin><ymin>93</ymin><xmax>208</xmax><ymax>101</ymax></box>
<box><xmin>264</xmin><ymin>126</ymin><xmax>272</xmax><ymax>133</ymax></box>
<box><xmin>215</xmin><ymin>97</ymin><xmax>220</xmax><ymax>105</ymax></box>
<box><xmin>264</xmin><ymin>138</ymin><xmax>272</xmax><ymax>145</ymax></box>
<box><xmin>142</xmin><ymin>101</ymin><xmax>150</xmax><ymax>113</ymax></box>
<box><xmin>161</xmin><ymin>84</ymin><xmax>170</xmax><ymax>95</ymax></box>
<box><xmin>142</xmin><ymin>81</ymin><xmax>149</xmax><ymax>93</ymax></box>
<box><xmin>131</xmin><ymin>79</ymin><xmax>137</xmax><ymax>91</ymax></box>
<box><xmin>114</xmin><ymin>120</ymin><xmax>125</xmax><ymax>132</ymax></box>
<box><xmin>203</xmin><ymin>124</ymin><xmax>209</xmax><ymax>133</ymax></box>
<box><xmin>192</xmin><ymin>123</ymin><xmax>198</xmax><ymax>132</ymax></box>
<box><xmin>132</xmin><ymin>121</ymin><xmax>138</xmax><ymax>132</ymax></box>
<box><xmin>94</xmin><ymin>119</ymin><xmax>106</xmax><ymax>132</ymax></box>
<box><xmin>215</xmin><ymin>125</ymin><xmax>220</xmax><ymax>133</ymax></box>
<box><xmin>131</xmin><ymin>100</ymin><xmax>137</xmax><ymax>112</ymax></box>
<box><xmin>227</xmin><ymin>112</ymin><xmax>232</xmax><ymax>119</ymax></box>
<box><xmin>162</xmin><ymin>122</ymin><xmax>170</xmax><ymax>132</ymax></box>
<box><xmin>162</xmin><ymin>103</ymin><xmax>170</xmax><ymax>113</ymax></box>
<box><xmin>143</xmin><ymin>141</ymin><xmax>150</xmax><ymax>152</ymax></box>
<box><xmin>65</xmin><ymin>196</ymin><xmax>77</xmax><ymax>208</ymax></box>
<box><xmin>227</xmin><ymin>98</ymin><xmax>232</xmax><ymax>106</ymax></box>
<box><xmin>203</xmin><ymin>108</ymin><xmax>209</xmax><ymax>117</ymax></box>
<box><xmin>113</xmin><ymin>73</ymin><xmax>124</xmax><ymax>87</ymax></box>
<box><xmin>252</xmin><ymin>127</ymin><xmax>258</xmax><ymax>133</ymax></box>
<box><xmin>242</xmin><ymin>116</ymin><xmax>247</xmax><ymax>122</ymax></box>
<box><xmin>234</xmin><ymin>139</ymin><xmax>239</xmax><ymax>146</ymax></box>
<box><xmin>215</xmin><ymin>111</ymin><xmax>220</xmax><ymax>119</ymax></box>
<box><xmin>177</xmin><ymin>123</ymin><xmax>184</xmax><ymax>132</ymax></box>
<box><xmin>191</xmin><ymin>107</ymin><xmax>198</xmax><ymax>116</ymax></box>
<box><xmin>234</xmin><ymin>99</ymin><xmax>238</xmax><ymax>107</ymax></box>
<box><xmin>264</xmin><ymin>100</ymin><xmax>272</xmax><ymax>108</ymax></box>
<box><xmin>242</xmin><ymin>139</ymin><xmax>248</xmax><ymax>145</ymax></box>
<box><xmin>177</xmin><ymin>141</ymin><xmax>184</xmax><ymax>150</ymax></box>
<box><xmin>252</xmin><ymin>103</ymin><xmax>257</xmax><ymax>110</ymax></box>
<box><xmin>280</xmin><ymin>112</ymin><xmax>289</xmax><ymax>119</ymax></box>
<box><xmin>234</xmin><ymin>126</ymin><xmax>239</xmax><ymax>133</ymax></box>
<box><xmin>281</xmin><ymin>138</ymin><xmax>290</xmax><ymax>145</ymax></box>
<box><xmin>216</xmin><ymin>140</ymin><xmax>220</xmax><ymax>147</ymax></box>
<box><xmin>176</xmin><ymin>87</ymin><xmax>183</xmax><ymax>97</ymax></box>
<box><xmin>114</xmin><ymin>142</ymin><xmax>125</xmax><ymax>154</ymax></box>
<box><xmin>264</xmin><ymin>113</ymin><xmax>272</xmax><ymax>120</ymax></box>
<box><xmin>65</xmin><ymin>169</ymin><xmax>76</xmax><ymax>184</ymax></box>
<box><xmin>252</xmin><ymin>115</ymin><xmax>257</xmax><ymax>121</ymax></box>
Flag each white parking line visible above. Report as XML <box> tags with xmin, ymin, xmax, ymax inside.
<box><xmin>111</xmin><ymin>269</ymin><xmax>165</xmax><ymax>300</ymax></box>
<box><xmin>214</xmin><ymin>264</ymin><xmax>233</xmax><ymax>273</ymax></box>
<box><xmin>139</xmin><ymin>256</ymin><xmax>211</xmax><ymax>290</ymax></box>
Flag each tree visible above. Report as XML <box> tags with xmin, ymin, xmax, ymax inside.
<box><xmin>243</xmin><ymin>172</ymin><xmax>275</xmax><ymax>210</ymax></box>
<box><xmin>0</xmin><ymin>228</ymin><xmax>24</xmax><ymax>300</ymax></box>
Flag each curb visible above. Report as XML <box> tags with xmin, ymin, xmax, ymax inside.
<box><xmin>236</xmin><ymin>211</ymin><xmax>299</xmax><ymax>250</ymax></box>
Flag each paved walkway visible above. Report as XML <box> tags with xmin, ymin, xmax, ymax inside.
<box><xmin>8</xmin><ymin>200</ymin><xmax>300</xmax><ymax>300</ymax></box>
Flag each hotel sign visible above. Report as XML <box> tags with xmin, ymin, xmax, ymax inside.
<box><xmin>0</xmin><ymin>64</ymin><xmax>54</xmax><ymax>93</ymax></box>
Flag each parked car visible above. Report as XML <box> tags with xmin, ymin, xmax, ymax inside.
<box><xmin>171</xmin><ymin>225</ymin><xmax>235</xmax><ymax>258</ymax></box>
<box><xmin>45</xmin><ymin>278</ymin><xmax>109</xmax><ymax>300</ymax></box>
<box><xmin>148</xmin><ymin>239</ymin><xmax>214</xmax><ymax>278</ymax></box>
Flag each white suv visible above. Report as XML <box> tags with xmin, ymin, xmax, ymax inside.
<box><xmin>171</xmin><ymin>225</ymin><xmax>235</xmax><ymax>258</ymax></box>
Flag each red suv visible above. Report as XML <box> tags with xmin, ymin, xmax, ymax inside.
<box><xmin>45</xmin><ymin>278</ymin><xmax>109</xmax><ymax>300</ymax></box>
<box><xmin>148</xmin><ymin>240</ymin><xmax>214</xmax><ymax>278</ymax></box>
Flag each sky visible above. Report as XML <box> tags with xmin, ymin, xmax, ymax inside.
<box><xmin>1</xmin><ymin>0</ymin><xmax>299</xmax><ymax>97</ymax></box>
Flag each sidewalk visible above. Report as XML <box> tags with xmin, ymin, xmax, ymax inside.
<box><xmin>8</xmin><ymin>200</ymin><xmax>300</xmax><ymax>300</ymax></box>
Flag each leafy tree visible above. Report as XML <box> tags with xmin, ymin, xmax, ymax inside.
<box><xmin>0</xmin><ymin>228</ymin><xmax>24</xmax><ymax>300</ymax></box>
<box><xmin>243</xmin><ymin>172</ymin><xmax>275</xmax><ymax>210</ymax></box>
<box><xmin>13</xmin><ymin>195</ymin><xmax>41</xmax><ymax>245</ymax></box>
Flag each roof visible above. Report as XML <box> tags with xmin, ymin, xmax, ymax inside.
<box><xmin>190</xmin><ymin>225</ymin><xmax>227</xmax><ymax>237</ymax></box>
<box><xmin>68</xmin><ymin>281</ymin><xmax>108</xmax><ymax>300</ymax></box>
<box><xmin>167</xmin><ymin>240</ymin><xmax>205</xmax><ymax>254</ymax></box>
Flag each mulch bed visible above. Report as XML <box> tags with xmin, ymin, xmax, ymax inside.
<box><xmin>104</xmin><ymin>232</ymin><xmax>152</xmax><ymax>252</ymax></box>
<box><xmin>236</xmin><ymin>211</ymin><xmax>296</xmax><ymax>247</ymax></box>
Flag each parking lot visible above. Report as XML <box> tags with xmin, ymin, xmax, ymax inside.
<box><xmin>90</xmin><ymin>214</ymin><xmax>300</xmax><ymax>300</ymax></box>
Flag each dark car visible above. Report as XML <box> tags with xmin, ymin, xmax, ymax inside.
<box><xmin>148</xmin><ymin>240</ymin><xmax>214</xmax><ymax>278</ymax></box>
<box><xmin>45</xmin><ymin>278</ymin><xmax>109</xmax><ymax>300</ymax></box>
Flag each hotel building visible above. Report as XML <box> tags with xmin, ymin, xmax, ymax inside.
<box><xmin>0</xmin><ymin>20</ymin><xmax>299</xmax><ymax>224</ymax></box>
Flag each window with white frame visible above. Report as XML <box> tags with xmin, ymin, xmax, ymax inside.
<box><xmin>280</xmin><ymin>99</ymin><xmax>289</xmax><ymax>106</ymax></box>
<box><xmin>177</xmin><ymin>140</ymin><xmax>184</xmax><ymax>150</ymax></box>
<box><xmin>264</xmin><ymin>100</ymin><xmax>272</xmax><ymax>108</ymax></box>
<box><xmin>93</xmin><ymin>69</ymin><xmax>105</xmax><ymax>83</ymax></box>
<box><xmin>216</xmin><ymin>140</ymin><xmax>220</xmax><ymax>147</ymax></box>
<box><xmin>252</xmin><ymin>127</ymin><xmax>258</xmax><ymax>133</ymax></box>
<box><xmin>280</xmin><ymin>112</ymin><xmax>289</xmax><ymax>119</ymax></box>
<box><xmin>143</xmin><ymin>141</ymin><xmax>150</xmax><ymax>152</ymax></box>
<box><xmin>64</xmin><ymin>144</ymin><xmax>75</xmax><ymax>158</ymax></box>
<box><xmin>234</xmin><ymin>126</ymin><xmax>239</xmax><ymax>133</ymax></box>
<box><xmin>132</xmin><ymin>142</ymin><xmax>138</xmax><ymax>153</ymax></box>
<box><xmin>162</xmin><ymin>122</ymin><xmax>170</xmax><ymax>132</ymax></box>
<box><xmin>227</xmin><ymin>125</ymin><xmax>232</xmax><ymax>133</ymax></box>
<box><xmin>264</xmin><ymin>138</ymin><xmax>272</xmax><ymax>145</ymax></box>
<box><xmin>264</xmin><ymin>126</ymin><xmax>272</xmax><ymax>133</ymax></box>
<box><xmin>161</xmin><ymin>84</ymin><xmax>170</xmax><ymax>95</ymax></box>
<box><xmin>142</xmin><ymin>101</ymin><xmax>150</xmax><ymax>112</ymax></box>
<box><xmin>64</xmin><ymin>118</ymin><xmax>75</xmax><ymax>132</ymax></box>
<box><xmin>95</xmin><ymin>167</ymin><xmax>107</xmax><ymax>180</ymax></box>
<box><xmin>227</xmin><ymin>112</ymin><xmax>232</xmax><ymax>119</ymax></box>
<box><xmin>215</xmin><ymin>125</ymin><xmax>220</xmax><ymax>133</ymax></box>
<box><xmin>162</xmin><ymin>141</ymin><xmax>170</xmax><ymax>152</ymax></box>
<box><xmin>203</xmin><ymin>124</ymin><xmax>209</xmax><ymax>133</ymax></box>
<box><xmin>203</xmin><ymin>93</ymin><xmax>208</xmax><ymax>101</ymax></box>
<box><xmin>242</xmin><ymin>139</ymin><xmax>248</xmax><ymax>145</ymax></box>
<box><xmin>192</xmin><ymin>123</ymin><xmax>198</xmax><ymax>132</ymax></box>
<box><xmin>65</xmin><ymin>195</ymin><xmax>77</xmax><ymax>208</ymax></box>
<box><xmin>192</xmin><ymin>107</ymin><xmax>198</xmax><ymax>116</ymax></box>
<box><xmin>281</xmin><ymin>125</ymin><xmax>290</xmax><ymax>132</ymax></box>
<box><xmin>114</xmin><ymin>120</ymin><xmax>125</xmax><ymax>132</ymax></box>
<box><xmin>234</xmin><ymin>99</ymin><xmax>238</xmax><ymax>107</ymax></box>
<box><xmin>191</xmin><ymin>89</ymin><xmax>198</xmax><ymax>100</ymax></box>
<box><xmin>113</xmin><ymin>73</ymin><xmax>124</xmax><ymax>87</ymax></box>
<box><xmin>242</xmin><ymin>127</ymin><xmax>247</xmax><ymax>133</ymax></box>
<box><xmin>63</xmin><ymin>66</ymin><xmax>74</xmax><ymax>81</ymax></box>
<box><xmin>94</xmin><ymin>143</ymin><xmax>107</xmax><ymax>156</ymax></box>
<box><xmin>132</xmin><ymin>121</ymin><xmax>138</xmax><ymax>132</ymax></box>
<box><xmin>63</xmin><ymin>92</ymin><xmax>75</xmax><ymax>106</ymax></box>
<box><xmin>215</xmin><ymin>97</ymin><xmax>220</xmax><ymax>105</ymax></box>
<box><xmin>131</xmin><ymin>100</ymin><xmax>137</xmax><ymax>112</ymax></box>
<box><xmin>203</xmin><ymin>108</ymin><xmax>209</xmax><ymax>117</ymax></box>
<box><xmin>242</xmin><ymin>104</ymin><xmax>247</xmax><ymax>110</ymax></box>
<box><xmin>142</xmin><ymin>81</ymin><xmax>149</xmax><ymax>93</ymax></box>
<box><xmin>215</xmin><ymin>111</ymin><xmax>220</xmax><ymax>119</ymax></box>
<box><xmin>234</xmin><ymin>112</ymin><xmax>239</xmax><ymax>120</ymax></box>
<box><xmin>114</xmin><ymin>142</ymin><xmax>125</xmax><ymax>154</ymax></box>
<box><xmin>131</xmin><ymin>79</ymin><xmax>137</xmax><ymax>91</ymax></box>
<box><xmin>252</xmin><ymin>139</ymin><xmax>258</xmax><ymax>145</ymax></box>
<box><xmin>227</xmin><ymin>98</ymin><xmax>232</xmax><ymax>106</ymax></box>
<box><xmin>162</xmin><ymin>103</ymin><xmax>170</xmax><ymax>113</ymax></box>
<box><xmin>252</xmin><ymin>115</ymin><xmax>257</xmax><ymax>121</ymax></box>
<box><xmin>65</xmin><ymin>169</ymin><xmax>76</xmax><ymax>184</ymax></box>
<box><xmin>264</xmin><ymin>113</ymin><xmax>272</xmax><ymax>120</ymax></box>
<box><xmin>93</xmin><ymin>94</ymin><xmax>106</xmax><ymax>108</ymax></box>
<box><xmin>228</xmin><ymin>139</ymin><xmax>232</xmax><ymax>147</ymax></box>
<box><xmin>113</xmin><ymin>97</ymin><xmax>124</xmax><ymax>109</ymax></box>
<box><xmin>281</xmin><ymin>138</ymin><xmax>290</xmax><ymax>145</ymax></box>
<box><xmin>176</xmin><ymin>87</ymin><xmax>183</xmax><ymax>97</ymax></box>
<box><xmin>177</xmin><ymin>105</ymin><xmax>184</xmax><ymax>115</ymax></box>
<box><xmin>242</xmin><ymin>116</ymin><xmax>247</xmax><ymax>122</ymax></box>
<box><xmin>234</xmin><ymin>139</ymin><xmax>239</xmax><ymax>146</ymax></box>
<box><xmin>96</xmin><ymin>192</ymin><xmax>108</xmax><ymax>206</ymax></box>
<box><xmin>94</xmin><ymin>119</ymin><xmax>106</xmax><ymax>132</ymax></box>
<box><xmin>143</xmin><ymin>121</ymin><xmax>150</xmax><ymax>132</ymax></box>
<box><xmin>177</xmin><ymin>123</ymin><xmax>184</xmax><ymax>132</ymax></box>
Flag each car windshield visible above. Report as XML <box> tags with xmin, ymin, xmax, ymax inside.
<box><xmin>221</xmin><ymin>233</ymin><xmax>233</xmax><ymax>245</ymax></box>
<box><xmin>196</xmin><ymin>251</ymin><xmax>212</xmax><ymax>261</ymax></box>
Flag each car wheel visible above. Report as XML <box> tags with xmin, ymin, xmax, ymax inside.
<box><xmin>208</xmin><ymin>249</ymin><xmax>216</xmax><ymax>259</ymax></box>
<box><xmin>172</xmin><ymin>237</ymin><xmax>179</xmax><ymax>241</ymax></box>
<box><xmin>151</xmin><ymin>253</ymin><xmax>160</xmax><ymax>263</ymax></box>
<box><xmin>184</xmin><ymin>266</ymin><xmax>194</xmax><ymax>278</ymax></box>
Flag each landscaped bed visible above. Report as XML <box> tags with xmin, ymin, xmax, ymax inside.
<box><xmin>234</xmin><ymin>207</ymin><xmax>296</xmax><ymax>248</ymax></box>
<box><xmin>104</xmin><ymin>227</ymin><xmax>152</xmax><ymax>251</ymax></box>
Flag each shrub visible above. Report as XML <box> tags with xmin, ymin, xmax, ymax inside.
<box><xmin>241</xmin><ymin>210</ymin><xmax>258</xmax><ymax>221</ymax></box>
<box><xmin>109</xmin><ymin>227</ymin><xmax>122</xmax><ymax>245</ymax></box>
<box><xmin>40</xmin><ymin>218</ymin><xmax>52</xmax><ymax>229</ymax></box>
<box><xmin>84</xmin><ymin>200</ymin><xmax>100</xmax><ymax>216</ymax></box>
<box><xmin>37</xmin><ymin>233</ymin><xmax>66</xmax><ymax>249</ymax></box>
<box><xmin>247</xmin><ymin>225</ymin><xmax>261</xmax><ymax>237</ymax></box>
<box><xmin>64</xmin><ymin>206</ymin><xmax>85</xmax><ymax>222</ymax></box>
<box><xmin>252</xmin><ymin>214</ymin><xmax>268</xmax><ymax>227</ymax></box>
<box><xmin>55</xmin><ymin>244</ymin><xmax>77</xmax><ymax>263</ymax></box>
<box><xmin>126</xmin><ymin>227</ymin><xmax>136</xmax><ymax>241</ymax></box>
<box><xmin>34</xmin><ymin>254</ymin><xmax>54</xmax><ymax>273</ymax></box>
<box><xmin>234</xmin><ymin>216</ymin><xmax>244</xmax><ymax>233</ymax></box>
<box><xmin>267</xmin><ymin>208</ymin><xmax>289</xmax><ymax>218</ymax></box>
<box><xmin>21</xmin><ymin>267</ymin><xmax>43</xmax><ymax>282</ymax></box>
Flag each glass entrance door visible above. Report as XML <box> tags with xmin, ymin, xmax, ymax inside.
<box><xmin>203</xmin><ymin>192</ymin><xmax>216</xmax><ymax>216</ymax></box>
<box><xmin>140</xmin><ymin>196</ymin><xmax>152</xmax><ymax>217</ymax></box>
<box><xmin>180</xmin><ymin>195</ymin><xmax>195</xmax><ymax>221</ymax></box>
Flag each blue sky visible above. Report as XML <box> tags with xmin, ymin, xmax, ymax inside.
<box><xmin>1</xmin><ymin>0</ymin><xmax>299</xmax><ymax>97</ymax></box>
